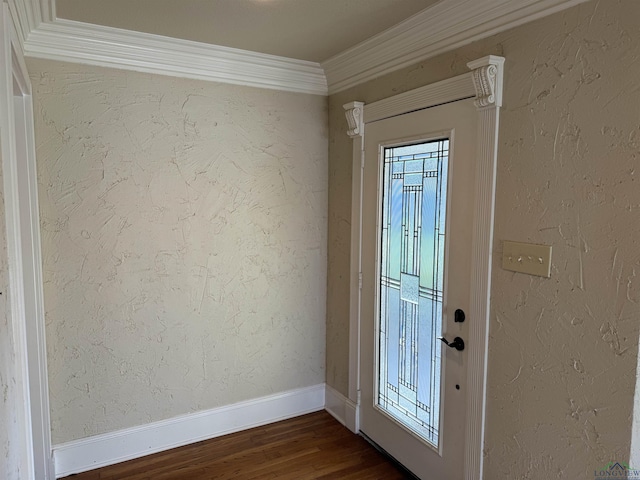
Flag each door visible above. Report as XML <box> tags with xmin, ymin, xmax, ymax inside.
<box><xmin>360</xmin><ymin>98</ymin><xmax>477</xmax><ymax>479</ymax></box>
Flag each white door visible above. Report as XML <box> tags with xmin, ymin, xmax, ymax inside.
<box><xmin>360</xmin><ymin>98</ymin><xmax>477</xmax><ymax>479</ymax></box>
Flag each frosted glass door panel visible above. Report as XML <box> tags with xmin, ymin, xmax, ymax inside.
<box><xmin>378</xmin><ymin>140</ymin><xmax>448</xmax><ymax>447</ymax></box>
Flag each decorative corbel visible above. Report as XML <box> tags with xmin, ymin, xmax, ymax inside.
<box><xmin>343</xmin><ymin>101</ymin><xmax>365</xmax><ymax>138</ymax></box>
<box><xmin>467</xmin><ymin>55</ymin><xmax>505</xmax><ymax>109</ymax></box>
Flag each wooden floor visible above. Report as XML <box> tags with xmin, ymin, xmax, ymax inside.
<box><xmin>63</xmin><ymin>411</ymin><xmax>411</xmax><ymax>480</ymax></box>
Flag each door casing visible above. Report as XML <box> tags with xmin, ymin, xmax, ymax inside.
<box><xmin>343</xmin><ymin>55</ymin><xmax>504</xmax><ymax>480</ymax></box>
<box><xmin>0</xmin><ymin>4</ymin><xmax>53</xmax><ymax>479</ymax></box>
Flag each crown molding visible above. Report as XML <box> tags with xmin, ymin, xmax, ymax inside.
<box><xmin>16</xmin><ymin>0</ymin><xmax>587</xmax><ymax>97</ymax></box>
<box><xmin>6</xmin><ymin>0</ymin><xmax>40</xmax><ymax>52</ymax></box>
<box><xmin>38</xmin><ymin>0</ymin><xmax>54</xmax><ymax>23</ymax></box>
<box><xmin>23</xmin><ymin>18</ymin><xmax>328</xmax><ymax>95</ymax></box>
<box><xmin>322</xmin><ymin>0</ymin><xmax>590</xmax><ymax>94</ymax></box>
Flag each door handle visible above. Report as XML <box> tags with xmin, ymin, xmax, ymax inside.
<box><xmin>439</xmin><ymin>336</ymin><xmax>465</xmax><ymax>351</ymax></box>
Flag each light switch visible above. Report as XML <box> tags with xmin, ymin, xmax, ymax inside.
<box><xmin>502</xmin><ymin>241</ymin><xmax>552</xmax><ymax>278</ymax></box>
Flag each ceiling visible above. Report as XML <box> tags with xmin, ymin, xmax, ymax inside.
<box><xmin>54</xmin><ymin>0</ymin><xmax>439</xmax><ymax>63</ymax></box>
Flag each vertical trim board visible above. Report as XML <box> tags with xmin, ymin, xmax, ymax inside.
<box><xmin>463</xmin><ymin>55</ymin><xmax>503</xmax><ymax>480</ymax></box>
<box><xmin>344</xmin><ymin>101</ymin><xmax>365</xmax><ymax>436</ymax></box>
<box><xmin>464</xmin><ymin>107</ymin><xmax>500</xmax><ymax>480</ymax></box>
<box><xmin>0</xmin><ymin>4</ymin><xmax>54</xmax><ymax>478</ymax></box>
<box><xmin>0</xmin><ymin>5</ymin><xmax>33</xmax><ymax>478</ymax></box>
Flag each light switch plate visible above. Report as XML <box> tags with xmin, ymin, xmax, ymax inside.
<box><xmin>502</xmin><ymin>241</ymin><xmax>552</xmax><ymax>278</ymax></box>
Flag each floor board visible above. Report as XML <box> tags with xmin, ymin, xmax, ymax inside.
<box><xmin>62</xmin><ymin>411</ymin><xmax>410</xmax><ymax>480</ymax></box>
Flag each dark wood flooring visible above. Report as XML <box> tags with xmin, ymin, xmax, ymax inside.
<box><xmin>63</xmin><ymin>411</ymin><xmax>410</xmax><ymax>479</ymax></box>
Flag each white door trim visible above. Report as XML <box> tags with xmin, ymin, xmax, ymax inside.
<box><xmin>343</xmin><ymin>100</ymin><xmax>365</xmax><ymax>434</ymax></box>
<box><xmin>0</xmin><ymin>4</ymin><xmax>53</xmax><ymax>478</ymax></box>
<box><xmin>344</xmin><ymin>55</ymin><xmax>504</xmax><ymax>480</ymax></box>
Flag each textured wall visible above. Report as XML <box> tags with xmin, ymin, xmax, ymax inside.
<box><xmin>29</xmin><ymin>59</ymin><xmax>328</xmax><ymax>444</ymax></box>
<box><xmin>0</xmin><ymin>137</ymin><xmax>21</xmax><ymax>479</ymax></box>
<box><xmin>327</xmin><ymin>0</ymin><xmax>639</xmax><ymax>477</ymax></box>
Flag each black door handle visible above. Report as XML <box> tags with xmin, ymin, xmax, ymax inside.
<box><xmin>439</xmin><ymin>336</ymin><xmax>465</xmax><ymax>351</ymax></box>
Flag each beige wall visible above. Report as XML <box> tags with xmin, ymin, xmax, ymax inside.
<box><xmin>0</xmin><ymin>136</ymin><xmax>21</xmax><ymax>479</ymax></box>
<box><xmin>29</xmin><ymin>59</ymin><xmax>328</xmax><ymax>444</ymax></box>
<box><xmin>327</xmin><ymin>0</ymin><xmax>639</xmax><ymax>477</ymax></box>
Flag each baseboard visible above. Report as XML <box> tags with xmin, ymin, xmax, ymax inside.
<box><xmin>53</xmin><ymin>384</ymin><xmax>325</xmax><ymax>478</ymax></box>
<box><xmin>324</xmin><ymin>384</ymin><xmax>359</xmax><ymax>434</ymax></box>
<box><xmin>324</xmin><ymin>384</ymin><xmax>347</xmax><ymax>426</ymax></box>
<box><xmin>344</xmin><ymin>397</ymin><xmax>359</xmax><ymax>434</ymax></box>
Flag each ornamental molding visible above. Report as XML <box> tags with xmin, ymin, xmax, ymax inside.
<box><xmin>343</xmin><ymin>101</ymin><xmax>365</xmax><ymax>138</ymax></box>
<box><xmin>468</xmin><ymin>55</ymin><xmax>505</xmax><ymax>109</ymax></box>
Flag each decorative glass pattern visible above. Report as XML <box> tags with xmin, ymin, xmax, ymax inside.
<box><xmin>377</xmin><ymin>139</ymin><xmax>449</xmax><ymax>447</ymax></box>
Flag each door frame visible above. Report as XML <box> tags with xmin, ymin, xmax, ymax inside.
<box><xmin>0</xmin><ymin>4</ymin><xmax>54</xmax><ymax>479</ymax></box>
<box><xmin>343</xmin><ymin>55</ymin><xmax>504</xmax><ymax>480</ymax></box>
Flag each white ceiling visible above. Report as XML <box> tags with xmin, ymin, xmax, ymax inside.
<box><xmin>54</xmin><ymin>0</ymin><xmax>439</xmax><ymax>63</ymax></box>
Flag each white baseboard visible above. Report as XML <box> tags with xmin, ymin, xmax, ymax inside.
<box><xmin>53</xmin><ymin>384</ymin><xmax>325</xmax><ymax>478</ymax></box>
<box><xmin>324</xmin><ymin>384</ymin><xmax>347</xmax><ymax>426</ymax></box>
<box><xmin>324</xmin><ymin>384</ymin><xmax>359</xmax><ymax>434</ymax></box>
<box><xmin>344</xmin><ymin>397</ymin><xmax>359</xmax><ymax>434</ymax></box>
